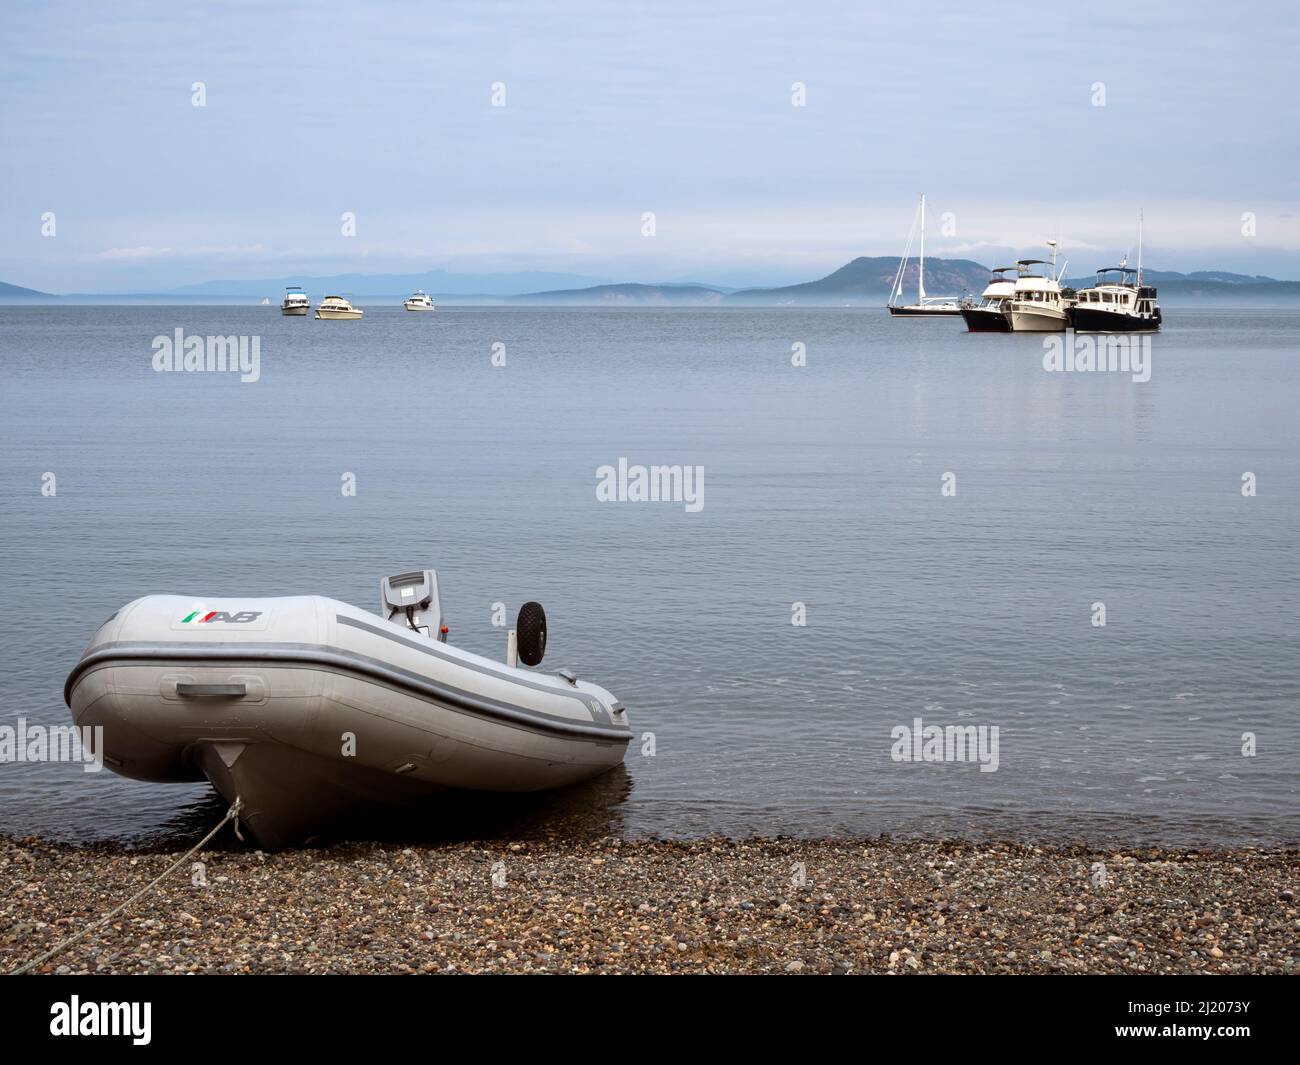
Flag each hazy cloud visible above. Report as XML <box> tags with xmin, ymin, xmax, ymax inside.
<box><xmin>2</xmin><ymin>0</ymin><xmax>1297</xmax><ymax>290</ymax></box>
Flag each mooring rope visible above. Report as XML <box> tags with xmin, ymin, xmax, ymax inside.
<box><xmin>7</xmin><ymin>797</ymin><xmax>243</xmax><ymax>976</ymax></box>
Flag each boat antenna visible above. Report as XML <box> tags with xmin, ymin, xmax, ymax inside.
<box><xmin>1136</xmin><ymin>209</ymin><xmax>1144</xmax><ymax>287</ymax></box>
<box><xmin>1047</xmin><ymin>239</ymin><xmax>1058</xmax><ymax>281</ymax></box>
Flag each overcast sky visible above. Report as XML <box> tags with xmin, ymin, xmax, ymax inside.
<box><xmin>2</xmin><ymin>0</ymin><xmax>1297</xmax><ymax>291</ymax></box>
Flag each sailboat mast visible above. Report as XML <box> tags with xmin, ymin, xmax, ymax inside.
<box><xmin>918</xmin><ymin>194</ymin><xmax>926</xmax><ymax>301</ymax></box>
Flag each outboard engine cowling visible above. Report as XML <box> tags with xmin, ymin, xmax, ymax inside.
<box><xmin>381</xmin><ymin>570</ymin><xmax>445</xmax><ymax>641</ymax></box>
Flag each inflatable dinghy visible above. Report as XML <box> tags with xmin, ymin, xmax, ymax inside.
<box><xmin>64</xmin><ymin>570</ymin><xmax>631</xmax><ymax>848</ymax></box>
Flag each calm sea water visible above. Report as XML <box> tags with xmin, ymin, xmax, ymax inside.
<box><xmin>1</xmin><ymin>304</ymin><xmax>1297</xmax><ymax>847</ymax></box>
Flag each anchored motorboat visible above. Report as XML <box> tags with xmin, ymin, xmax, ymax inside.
<box><xmin>1005</xmin><ymin>244</ymin><xmax>1070</xmax><ymax>332</ymax></box>
<box><xmin>888</xmin><ymin>194</ymin><xmax>963</xmax><ymax>316</ymax></box>
<box><xmin>315</xmin><ymin>295</ymin><xmax>363</xmax><ymax>319</ymax></box>
<box><xmin>281</xmin><ymin>287</ymin><xmax>311</xmax><ymax>316</ymax></box>
<box><xmin>960</xmin><ymin>267</ymin><xmax>1017</xmax><ymax>332</ymax></box>
<box><xmin>1071</xmin><ymin>267</ymin><xmax>1161</xmax><ymax>332</ymax></box>
<box><xmin>403</xmin><ymin>290</ymin><xmax>435</xmax><ymax>312</ymax></box>
<box><xmin>64</xmin><ymin>569</ymin><xmax>631</xmax><ymax>848</ymax></box>
<box><xmin>1070</xmin><ymin>217</ymin><xmax>1160</xmax><ymax>331</ymax></box>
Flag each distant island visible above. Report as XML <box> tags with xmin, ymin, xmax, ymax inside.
<box><xmin>3</xmin><ymin>260</ymin><xmax>1299</xmax><ymax>306</ymax></box>
<box><xmin>0</xmin><ymin>280</ymin><xmax>55</xmax><ymax>300</ymax></box>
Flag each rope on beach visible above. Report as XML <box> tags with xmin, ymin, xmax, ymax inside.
<box><xmin>6</xmin><ymin>797</ymin><xmax>243</xmax><ymax>976</ymax></box>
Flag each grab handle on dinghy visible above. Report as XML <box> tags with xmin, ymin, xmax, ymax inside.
<box><xmin>176</xmin><ymin>682</ymin><xmax>247</xmax><ymax>698</ymax></box>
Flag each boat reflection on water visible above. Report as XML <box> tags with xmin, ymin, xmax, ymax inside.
<box><xmin>154</xmin><ymin>765</ymin><xmax>634</xmax><ymax>850</ymax></box>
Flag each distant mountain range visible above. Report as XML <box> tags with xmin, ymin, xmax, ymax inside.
<box><xmin>1061</xmin><ymin>269</ymin><xmax>1287</xmax><ymax>287</ymax></box>
<box><xmin>0</xmin><ymin>280</ymin><xmax>55</xmax><ymax>299</ymax></box>
<box><xmin>168</xmin><ymin>268</ymin><xmax>613</xmax><ymax>298</ymax></box>
<box><xmin>3</xmin><ymin>260</ymin><xmax>1299</xmax><ymax>305</ymax></box>
<box><xmin>723</xmin><ymin>256</ymin><xmax>991</xmax><ymax>305</ymax></box>
<box><xmin>511</xmin><ymin>259</ymin><xmax>1300</xmax><ymax>305</ymax></box>
<box><xmin>510</xmin><ymin>282</ymin><xmax>728</xmax><ymax>306</ymax></box>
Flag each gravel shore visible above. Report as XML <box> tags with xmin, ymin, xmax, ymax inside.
<box><xmin>2</xmin><ymin>836</ymin><xmax>1296</xmax><ymax>974</ymax></box>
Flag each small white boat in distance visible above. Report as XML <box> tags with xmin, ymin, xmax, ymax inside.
<box><xmin>281</xmin><ymin>287</ymin><xmax>311</xmax><ymax>316</ymax></box>
<box><xmin>888</xmin><ymin>194</ymin><xmax>962</xmax><ymax>316</ymax></box>
<box><xmin>316</xmin><ymin>295</ymin><xmax>363</xmax><ymax>319</ymax></box>
<box><xmin>403</xmin><ymin>290</ymin><xmax>435</xmax><ymax>312</ymax></box>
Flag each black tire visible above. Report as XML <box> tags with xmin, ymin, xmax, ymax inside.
<box><xmin>516</xmin><ymin>601</ymin><xmax>547</xmax><ymax>666</ymax></box>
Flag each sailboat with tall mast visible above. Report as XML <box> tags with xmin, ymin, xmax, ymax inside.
<box><xmin>888</xmin><ymin>194</ymin><xmax>962</xmax><ymax>316</ymax></box>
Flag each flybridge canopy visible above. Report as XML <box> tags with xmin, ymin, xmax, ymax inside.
<box><xmin>1087</xmin><ymin>267</ymin><xmax>1139</xmax><ymax>289</ymax></box>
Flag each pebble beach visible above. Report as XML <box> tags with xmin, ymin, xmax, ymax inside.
<box><xmin>3</xmin><ymin>836</ymin><xmax>1296</xmax><ymax>975</ymax></box>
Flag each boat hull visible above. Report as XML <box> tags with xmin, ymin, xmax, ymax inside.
<box><xmin>888</xmin><ymin>305</ymin><xmax>962</xmax><ymax>317</ymax></box>
<box><xmin>65</xmin><ymin>595</ymin><xmax>630</xmax><ymax>848</ymax></box>
<box><xmin>961</xmin><ymin>306</ymin><xmax>1011</xmax><ymax>332</ymax></box>
<box><xmin>281</xmin><ymin>306</ymin><xmax>309</xmax><ymax>316</ymax></box>
<box><xmin>404</xmin><ymin>304</ymin><xmax>435</xmax><ymax>312</ymax></box>
<box><xmin>1007</xmin><ymin>307</ymin><xmax>1068</xmax><ymax>332</ymax></box>
<box><xmin>315</xmin><ymin>309</ymin><xmax>363</xmax><ymax>319</ymax></box>
<box><xmin>1071</xmin><ymin>307</ymin><xmax>1161</xmax><ymax>332</ymax></box>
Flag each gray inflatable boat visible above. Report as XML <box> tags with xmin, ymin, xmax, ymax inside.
<box><xmin>64</xmin><ymin>569</ymin><xmax>631</xmax><ymax>848</ymax></box>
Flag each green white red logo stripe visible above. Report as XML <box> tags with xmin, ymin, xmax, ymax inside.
<box><xmin>180</xmin><ymin>610</ymin><xmax>263</xmax><ymax>624</ymax></box>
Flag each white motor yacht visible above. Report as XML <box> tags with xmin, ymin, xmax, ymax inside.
<box><xmin>1070</xmin><ymin>217</ymin><xmax>1161</xmax><ymax>332</ymax></box>
<box><xmin>1072</xmin><ymin>267</ymin><xmax>1161</xmax><ymax>332</ymax></box>
<box><xmin>281</xmin><ymin>287</ymin><xmax>311</xmax><ymax>316</ymax></box>
<box><xmin>403</xmin><ymin>290</ymin><xmax>435</xmax><ymax>312</ymax></box>
<box><xmin>315</xmin><ymin>295</ymin><xmax>363</xmax><ymax>320</ymax></box>
<box><xmin>960</xmin><ymin>267</ymin><xmax>1017</xmax><ymax>332</ymax></box>
<box><xmin>1005</xmin><ymin>244</ymin><xmax>1070</xmax><ymax>332</ymax></box>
